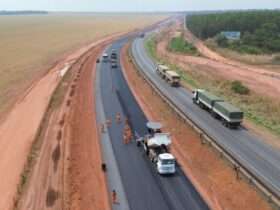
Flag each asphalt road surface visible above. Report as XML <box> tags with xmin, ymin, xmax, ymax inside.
<box><xmin>97</xmin><ymin>36</ymin><xmax>209</xmax><ymax>210</ymax></box>
<box><xmin>131</xmin><ymin>36</ymin><xmax>280</xmax><ymax>198</ymax></box>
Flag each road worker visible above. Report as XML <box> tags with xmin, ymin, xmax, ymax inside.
<box><xmin>116</xmin><ymin>113</ymin><xmax>121</xmax><ymax>124</ymax></box>
<box><xmin>123</xmin><ymin>130</ymin><xmax>128</xmax><ymax>144</ymax></box>
<box><xmin>123</xmin><ymin>124</ymin><xmax>132</xmax><ymax>144</ymax></box>
<box><xmin>106</xmin><ymin>118</ymin><xmax>112</xmax><ymax>127</ymax></box>
<box><xmin>126</xmin><ymin>127</ymin><xmax>132</xmax><ymax>143</ymax></box>
<box><xmin>100</xmin><ymin>123</ymin><xmax>106</xmax><ymax>133</ymax></box>
<box><xmin>112</xmin><ymin>190</ymin><xmax>118</xmax><ymax>204</ymax></box>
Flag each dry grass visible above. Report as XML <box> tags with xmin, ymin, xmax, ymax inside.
<box><xmin>205</xmin><ymin>39</ymin><xmax>280</xmax><ymax>70</ymax></box>
<box><xmin>0</xmin><ymin>13</ymin><xmax>167</xmax><ymax>116</ymax></box>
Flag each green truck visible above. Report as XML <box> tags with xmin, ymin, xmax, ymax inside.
<box><xmin>192</xmin><ymin>89</ymin><xmax>243</xmax><ymax>128</ymax></box>
<box><xmin>213</xmin><ymin>101</ymin><xmax>243</xmax><ymax>128</ymax></box>
<box><xmin>192</xmin><ymin>89</ymin><xmax>223</xmax><ymax>109</ymax></box>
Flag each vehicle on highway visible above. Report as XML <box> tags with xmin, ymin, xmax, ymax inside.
<box><xmin>192</xmin><ymin>89</ymin><xmax>243</xmax><ymax>128</ymax></box>
<box><xmin>111</xmin><ymin>50</ymin><xmax>117</xmax><ymax>59</ymax></box>
<box><xmin>140</xmin><ymin>33</ymin><xmax>145</xmax><ymax>38</ymax></box>
<box><xmin>136</xmin><ymin>122</ymin><xmax>176</xmax><ymax>175</ymax></box>
<box><xmin>156</xmin><ymin>64</ymin><xmax>181</xmax><ymax>87</ymax></box>
<box><xmin>102</xmin><ymin>53</ymin><xmax>109</xmax><ymax>62</ymax></box>
<box><xmin>156</xmin><ymin>64</ymin><xmax>169</xmax><ymax>78</ymax></box>
<box><xmin>165</xmin><ymin>71</ymin><xmax>180</xmax><ymax>87</ymax></box>
<box><xmin>111</xmin><ymin>61</ymin><xmax>118</xmax><ymax>68</ymax></box>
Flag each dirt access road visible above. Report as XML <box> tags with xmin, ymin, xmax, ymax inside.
<box><xmin>161</xmin><ymin>25</ymin><xmax>280</xmax><ymax>99</ymax></box>
<box><xmin>0</xmin><ymin>32</ymin><xmax>124</xmax><ymax>210</ymax></box>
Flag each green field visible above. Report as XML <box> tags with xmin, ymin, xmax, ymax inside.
<box><xmin>168</xmin><ymin>35</ymin><xmax>199</xmax><ymax>55</ymax></box>
<box><xmin>0</xmin><ymin>14</ymin><xmax>166</xmax><ymax>116</ymax></box>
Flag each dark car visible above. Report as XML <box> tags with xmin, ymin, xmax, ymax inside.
<box><xmin>111</xmin><ymin>61</ymin><xmax>118</xmax><ymax>68</ymax></box>
<box><xmin>111</xmin><ymin>52</ymin><xmax>117</xmax><ymax>59</ymax></box>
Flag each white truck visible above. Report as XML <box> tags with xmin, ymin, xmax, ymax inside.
<box><xmin>165</xmin><ymin>71</ymin><xmax>180</xmax><ymax>87</ymax></box>
<box><xmin>136</xmin><ymin>122</ymin><xmax>176</xmax><ymax>175</ymax></box>
<box><xmin>156</xmin><ymin>64</ymin><xmax>169</xmax><ymax>79</ymax></box>
<box><xmin>156</xmin><ymin>64</ymin><xmax>180</xmax><ymax>87</ymax></box>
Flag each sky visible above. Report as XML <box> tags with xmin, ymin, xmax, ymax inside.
<box><xmin>0</xmin><ymin>0</ymin><xmax>280</xmax><ymax>12</ymax></box>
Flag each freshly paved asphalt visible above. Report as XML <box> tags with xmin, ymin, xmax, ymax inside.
<box><xmin>131</xmin><ymin>37</ymin><xmax>280</xmax><ymax>198</ymax></box>
<box><xmin>97</xmin><ymin>36</ymin><xmax>209</xmax><ymax>210</ymax></box>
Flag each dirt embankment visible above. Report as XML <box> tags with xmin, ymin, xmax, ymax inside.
<box><xmin>0</xmin><ymin>33</ymin><xmax>122</xmax><ymax>210</ymax></box>
<box><xmin>121</xmin><ymin>43</ymin><xmax>272</xmax><ymax>210</ymax></box>
<box><xmin>17</xmin><ymin>40</ymin><xmax>111</xmax><ymax>210</ymax></box>
<box><xmin>66</xmin><ymin>43</ymin><xmax>111</xmax><ymax>210</ymax></box>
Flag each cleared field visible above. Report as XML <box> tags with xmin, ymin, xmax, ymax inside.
<box><xmin>0</xmin><ymin>13</ymin><xmax>167</xmax><ymax>116</ymax></box>
<box><xmin>205</xmin><ymin>39</ymin><xmax>280</xmax><ymax>69</ymax></box>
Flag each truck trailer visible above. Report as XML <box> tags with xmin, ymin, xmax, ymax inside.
<box><xmin>192</xmin><ymin>89</ymin><xmax>243</xmax><ymax>128</ymax></box>
<box><xmin>156</xmin><ymin>64</ymin><xmax>181</xmax><ymax>87</ymax></box>
<box><xmin>213</xmin><ymin>101</ymin><xmax>243</xmax><ymax>128</ymax></box>
<box><xmin>165</xmin><ymin>71</ymin><xmax>180</xmax><ymax>87</ymax></box>
<box><xmin>192</xmin><ymin>89</ymin><xmax>223</xmax><ymax>109</ymax></box>
<box><xmin>136</xmin><ymin>122</ymin><xmax>176</xmax><ymax>175</ymax></box>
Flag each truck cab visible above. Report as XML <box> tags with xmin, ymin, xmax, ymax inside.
<box><xmin>192</xmin><ymin>89</ymin><xmax>204</xmax><ymax>103</ymax></box>
<box><xmin>157</xmin><ymin>153</ymin><xmax>176</xmax><ymax>174</ymax></box>
<box><xmin>156</xmin><ymin>64</ymin><xmax>169</xmax><ymax>78</ymax></box>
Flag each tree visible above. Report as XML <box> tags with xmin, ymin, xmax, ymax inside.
<box><xmin>216</xmin><ymin>34</ymin><xmax>228</xmax><ymax>47</ymax></box>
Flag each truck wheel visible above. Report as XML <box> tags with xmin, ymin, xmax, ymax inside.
<box><xmin>211</xmin><ymin>111</ymin><xmax>217</xmax><ymax>118</ymax></box>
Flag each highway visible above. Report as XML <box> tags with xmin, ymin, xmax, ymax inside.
<box><xmin>131</xmin><ymin>36</ymin><xmax>280</xmax><ymax>199</ymax></box>
<box><xmin>96</xmin><ymin>36</ymin><xmax>209</xmax><ymax>210</ymax></box>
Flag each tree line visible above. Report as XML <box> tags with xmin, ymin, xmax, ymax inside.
<box><xmin>0</xmin><ymin>11</ymin><xmax>48</xmax><ymax>15</ymax></box>
<box><xmin>186</xmin><ymin>10</ymin><xmax>280</xmax><ymax>53</ymax></box>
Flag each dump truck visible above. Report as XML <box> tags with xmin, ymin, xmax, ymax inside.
<box><xmin>165</xmin><ymin>71</ymin><xmax>180</xmax><ymax>87</ymax></box>
<box><xmin>213</xmin><ymin>101</ymin><xmax>243</xmax><ymax>128</ymax></box>
<box><xmin>136</xmin><ymin>122</ymin><xmax>176</xmax><ymax>175</ymax></box>
<box><xmin>192</xmin><ymin>89</ymin><xmax>243</xmax><ymax>128</ymax></box>
<box><xmin>192</xmin><ymin>89</ymin><xmax>223</xmax><ymax>110</ymax></box>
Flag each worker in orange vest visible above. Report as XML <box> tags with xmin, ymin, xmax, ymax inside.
<box><xmin>106</xmin><ymin>118</ymin><xmax>112</xmax><ymax>127</ymax></box>
<box><xmin>112</xmin><ymin>190</ymin><xmax>118</xmax><ymax>204</ymax></box>
<box><xmin>100</xmin><ymin>123</ymin><xmax>105</xmax><ymax>133</ymax></box>
<box><xmin>123</xmin><ymin>124</ymin><xmax>132</xmax><ymax>144</ymax></box>
<box><xmin>116</xmin><ymin>113</ymin><xmax>121</xmax><ymax>124</ymax></box>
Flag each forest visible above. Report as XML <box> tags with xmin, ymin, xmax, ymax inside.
<box><xmin>186</xmin><ymin>10</ymin><xmax>280</xmax><ymax>54</ymax></box>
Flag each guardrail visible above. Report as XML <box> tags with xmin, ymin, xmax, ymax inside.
<box><xmin>128</xmin><ymin>42</ymin><xmax>280</xmax><ymax>209</ymax></box>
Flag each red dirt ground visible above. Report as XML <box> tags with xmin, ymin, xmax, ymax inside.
<box><xmin>121</xmin><ymin>43</ymin><xmax>273</xmax><ymax>210</ymax></box>
<box><xmin>66</xmin><ymin>42</ymin><xmax>112</xmax><ymax>210</ymax></box>
<box><xmin>0</xmin><ymin>33</ymin><xmax>122</xmax><ymax>210</ymax></box>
